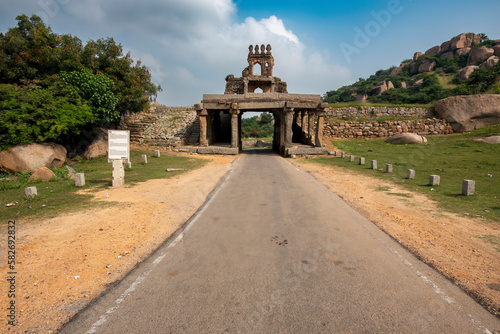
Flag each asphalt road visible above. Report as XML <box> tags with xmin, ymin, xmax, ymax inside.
<box><xmin>61</xmin><ymin>149</ymin><xmax>500</xmax><ymax>333</ymax></box>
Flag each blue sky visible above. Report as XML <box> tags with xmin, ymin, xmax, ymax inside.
<box><xmin>1</xmin><ymin>0</ymin><xmax>499</xmax><ymax>106</ymax></box>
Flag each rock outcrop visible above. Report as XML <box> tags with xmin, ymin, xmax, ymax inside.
<box><xmin>467</xmin><ymin>46</ymin><xmax>495</xmax><ymax>66</ymax></box>
<box><xmin>0</xmin><ymin>143</ymin><xmax>66</xmax><ymax>173</ymax></box>
<box><xmin>29</xmin><ymin>167</ymin><xmax>57</xmax><ymax>182</ymax></box>
<box><xmin>372</xmin><ymin>81</ymin><xmax>388</xmax><ymax>96</ymax></box>
<box><xmin>459</xmin><ymin>66</ymin><xmax>479</xmax><ymax>80</ymax></box>
<box><xmin>83</xmin><ymin>138</ymin><xmax>108</xmax><ymax>159</ymax></box>
<box><xmin>386</xmin><ymin>133</ymin><xmax>428</xmax><ymax>144</ymax></box>
<box><xmin>434</xmin><ymin>94</ymin><xmax>500</xmax><ymax>132</ymax></box>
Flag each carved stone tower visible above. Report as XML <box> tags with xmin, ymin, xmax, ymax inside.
<box><xmin>225</xmin><ymin>44</ymin><xmax>287</xmax><ymax>94</ymax></box>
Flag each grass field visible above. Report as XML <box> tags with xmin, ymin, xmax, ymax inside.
<box><xmin>0</xmin><ymin>150</ymin><xmax>206</xmax><ymax>223</ymax></box>
<box><xmin>306</xmin><ymin>124</ymin><xmax>500</xmax><ymax>222</ymax></box>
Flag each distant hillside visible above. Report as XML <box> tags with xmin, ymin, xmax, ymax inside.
<box><xmin>324</xmin><ymin>33</ymin><xmax>500</xmax><ymax>105</ymax></box>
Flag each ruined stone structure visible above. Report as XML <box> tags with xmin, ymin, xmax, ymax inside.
<box><xmin>196</xmin><ymin>44</ymin><xmax>328</xmax><ymax>156</ymax></box>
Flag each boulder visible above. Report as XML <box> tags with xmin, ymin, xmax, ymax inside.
<box><xmin>372</xmin><ymin>81</ymin><xmax>388</xmax><ymax>96</ymax></box>
<box><xmin>450</xmin><ymin>33</ymin><xmax>474</xmax><ymax>50</ymax></box>
<box><xmin>467</xmin><ymin>46</ymin><xmax>495</xmax><ymax>66</ymax></box>
<box><xmin>494</xmin><ymin>45</ymin><xmax>500</xmax><ymax>56</ymax></box>
<box><xmin>440</xmin><ymin>41</ymin><xmax>451</xmax><ymax>53</ymax></box>
<box><xmin>418</xmin><ymin>60</ymin><xmax>436</xmax><ymax>73</ymax></box>
<box><xmin>425</xmin><ymin>45</ymin><xmax>441</xmax><ymax>56</ymax></box>
<box><xmin>475</xmin><ymin>136</ymin><xmax>500</xmax><ymax>144</ymax></box>
<box><xmin>387</xmin><ymin>81</ymin><xmax>394</xmax><ymax>90</ymax></box>
<box><xmin>414</xmin><ymin>79</ymin><xmax>424</xmax><ymax>85</ymax></box>
<box><xmin>455</xmin><ymin>47</ymin><xmax>471</xmax><ymax>57</ymax></box>
<box><xmin>83</xmin><ymin>138</ymin><xmax>108</xmax><ymax>159</ymax></box>
<box><xmin>390</xmin><ymin>66</ymin><xmax>403</xmax><ymax>75</ymax></box>
<box><xmin>401</xmin><ymin>82</ymin><xmax>407</xmax><ymax>88</ymax></box>
<box><xmin>409</xmin><ymin>61</ymin><xmax>419</xmax><ymax>75</ymax></box>
<box><xmin>356</xmin><ymin>94</ymin><xmax>368</xmax><ymax>102</ymax></box>
<box><xmin>29</xmin><ymin>167</ymin><xmax>57</xmax><ymax>182</ymax></box>
<box><xmin>480</xmin><ymin>56</ymin><xmax>499</xmax><ymax>70</ymax></box>
<box><xmin>386</xmin><ymin>133</ymin><xmax>428</xmax><ymax>144</ymax></box>
<box><xmin>0</xmin><ymin>143</ymin><xmax>66</xmax><ymax>173</ymax></box>
<box><xmin>440</xmin><ymin>51</ymin><xmax>455</xmax><ymax>59</ymax></box>
<box><xmin>434</xmin><ymin>94</ymin><xmax>500</xmax><ymax>132</ymax></box>
<box><xmin>413</xmin><ymin>52</ymin><xmax>422</xmax><ymax>61</ymax></box>
<box><xmin>459</xmin><ymin>65</ymin><xmax>478</xmax><ymax>80</ymax></box>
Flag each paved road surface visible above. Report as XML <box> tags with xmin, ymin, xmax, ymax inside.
<box><xmin>62</xmin><ymin>149</ymin><xmax>500</xmax><ymax>333</ymax></box>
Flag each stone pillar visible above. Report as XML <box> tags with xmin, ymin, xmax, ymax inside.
<box><xmin>199</xmin><ymin>109</ymin><xmax>208</xmax><ymax>147</ymax></box>
<box><xmin>462</xmin><ymin>180</ymin><xmax>475</xmax><ymax>196</ymax></box>
<box><xmin>285</xmin><ymin>108</ymin><xmax>294</xmax><ymax>148</ymax></box>
<box><xmin>25</xmin><ymin>186</ymin><xmax>37</xmax><ymax>198</ymax></box>
<box><xmin>112</xmin><ymin>160</ymin><xmax>125</xmax><ymax>187</ymax></box>
<box><xmin>207</xmin><ymin>111</ymin><xmax>213</xmax><ymax>145</ymax></box>
<box><xmin>315</xmin><ymin>112</ymin><xmax>325</xmax><ymax>147</ymax></box>
<box><xmin>301</xmin><ymin>111</ymin><xmax>308</xmax><ymax>143</ymax></box>
<box><xmin>308</xmin><ymin>111</ymin><xmax>315</xmax><ymax>144</ymax></box>
<box><xmin>75</xmin><ymin>173</ymin><xmax>85</xmax><ymax>187</ymax></box>
<box><xmin>231</xmin><ymin>104</ymin><xmax>239</xmax><ymax>149</ymax></box>
<box><xmin>279</xmin><ymin>112</ymin><xmax>285</xmax><ymax>154</ymax></box>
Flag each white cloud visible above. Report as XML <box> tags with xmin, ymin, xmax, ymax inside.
<box><xmin>0</xmin><ymin>0</ymin><xmax>352</xmax><ymax>106</ymax></box>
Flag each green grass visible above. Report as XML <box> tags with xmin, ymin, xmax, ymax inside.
<box><xmin>305</xmin><ymin>124</ymin><xmax>500</xmax><ymax>222</ymax></box>
<box><xmin>0</xmin><ymin>150</ymin><xmax>206</xmax><ymax>223</ymax></box>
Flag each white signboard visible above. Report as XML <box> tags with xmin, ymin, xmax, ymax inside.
<box><xmin>108</xmin><ymin>130</ymin><xmax>130</xmax><ymax>162</ymax></box>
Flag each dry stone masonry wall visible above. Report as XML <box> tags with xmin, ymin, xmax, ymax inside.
<box><xmin>323</xmin><ymin>106</ymin><xmax>453</xmax><ymax>138</ymax></box>
<box><xmin>119</xmin><ymin>105</ymin><xmax>197</xmax><ymax>146</ymax></box>
<box><xmin>326</xmin><ymin>106</ymin><xmax>432</xmax><ymax>119</ymax></box>
<box><xmin>323</xmin><ymin>118</ymin><xmax>453</xmax><ymax>139</ymax></box>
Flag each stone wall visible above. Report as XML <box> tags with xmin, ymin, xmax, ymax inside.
<box><xmin>323</xmin><ymin>118</ymin><xmax>453</xmax><ymax>139</ymax></box>
<box><xmin>119</xmin><ymin>106</ymin><xmax>196</xmax><ymax>146</ymax></box>
<box><xmin>326</xmin><ymin>106</ymin><xmax>432</xmax><ymax>119</ymax></box>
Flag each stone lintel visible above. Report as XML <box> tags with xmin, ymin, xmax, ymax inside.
<box><xmin>202</xmin><ymin>93</ymin><xmax>321</xmax><ymax>102</ymax></box>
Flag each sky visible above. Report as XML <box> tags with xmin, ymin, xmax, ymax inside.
<box><xmin>1</xmin><ymin>0</ymin><xmax>499</xmax><ymax>107</ymax></box>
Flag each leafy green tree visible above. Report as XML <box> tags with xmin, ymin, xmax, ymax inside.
<box><xmin>60</xmin><ymin>70</ymin><xmax>119</xmax><ymax>122</ymax></box>
<box><xmin>0</xmin><ymin>82</ymin><xmax>94</xmax><ymax>150</ymax></box>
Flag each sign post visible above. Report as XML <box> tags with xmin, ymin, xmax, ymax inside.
<box><xmin>108</xmin><ymin>130</ymin><xmax>130</xmax><ymax>187</ymax></box>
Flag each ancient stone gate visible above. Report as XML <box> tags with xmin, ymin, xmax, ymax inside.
<box><xmin>195</xmin><ymin>44</ymin><xmax>328</xmax><ymax>156</ymax></box>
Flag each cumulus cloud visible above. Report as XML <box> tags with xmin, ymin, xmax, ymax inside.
<box><xmin>0</xmin><ymin>0</ymin><xmax>351</xmax><ymax>106</ymax></box>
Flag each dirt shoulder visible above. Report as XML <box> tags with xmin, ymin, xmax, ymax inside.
<box><xmin>0</xmin><ymin>154</ymin><xmax>235</xmax><ymax>334</ymax></box>
<box><xmin>291</xmin><ymin>158</ymin><xmax>500</xmax><ymax>318</ymax></box>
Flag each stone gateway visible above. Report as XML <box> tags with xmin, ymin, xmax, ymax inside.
<box><xmin>195</xmin><ymin>44</ymin><xmax>328</xmax><ymax>157</ymax></box>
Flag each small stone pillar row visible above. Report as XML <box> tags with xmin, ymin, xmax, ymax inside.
<box><xmin>199</xmin><ymin>108</ymin><xmax>208</xmax><ymax>147</ymax></box>
<box><xmin>285</xmin><ymin>108</ymin><xmax>294</xmax><ymax>148</ymax></box>
<box><xmin>230</xmin><ymin>103</ymin><xmax>240</xmax><ymax>149</ymax></box>
<box><xmin>315</xmin><ymin>109</ymin><xmax>326</xmax><ymax>148</ymax></box>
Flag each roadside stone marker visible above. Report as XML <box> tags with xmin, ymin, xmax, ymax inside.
<box><xmin>386</xmin><ymin>164</ymin><xmax>393</xmax><ymax>173</ymax></box>
<box><xmin>406</xmin><ymin>169</ymin><xmax>416</xmax><ymax>179</ymax></box>
<box><xmin>349</xmin><ymin>155</ymin><xmax>354</xmax><ymax>162</ymax></box>
<box><xmin>359</xmin><ymin>157</ymin><xmax>365</xmax><ymax>165</ymax></box>
<box><xmin>142</xmin><ymin>154</ymin><xmax>148</xmax><ymax>164</ymax></box>
<box><xmin>112</xmin><ymin>160</ymin><xmax>125</xmax><ymax>187</ymax></box>
<box><xmin>341</xmin><ymin>152</ymin><xmax>346</xmax><ymax>158</ymax></box>
<box><xmin>462</xmin><ymin>179</ymin><xmax>475</xmax><ymax>196</ymax></box>
<box><xmin>75</xmin><ymin>173</ymin><xmax>85</xmax><ymax>187</ymax></box>
<box><xmin>154</xmin><ymin>150</ymin><xmax>160</xmax><ymax>157</ymax></box>
<box><xmin>371</xmin><ymin>160</ymin><xmax>377</xmax><ymax>170</ymax></box>
<box><xmin>25</xmin><ymin>186</ymin><xmax>37</xmax><ymax>198</ymax></box>
<box><xmin>334</xmin><ymin>151</ymin><xmax>339</xmax><ymax>156</ymax></box>
<box><xmin>125</xmin><ymin>161</ymin><xmax>132</xmax><ymax>169</ymax></box>
<box><xmin>429</xmin><ymin>175</ymin><xmax>440</xmax><ymax>186</ymax></box>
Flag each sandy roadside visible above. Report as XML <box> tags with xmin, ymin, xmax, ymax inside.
<box><xmin>1</xmin><ymin>151</ymin><xmax>498</xmax><ymax>333</ymax></box>
<box><xmin>0</xmin><ymin>154</ymin><xmax>235</xmax><ymax>334</ymax></box>
<box><xmin>290</xmin><ymin>158</ymin><xmax>500</xmax><ymax>318</ymax></box>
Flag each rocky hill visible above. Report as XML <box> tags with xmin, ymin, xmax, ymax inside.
<box><xmin>324</xmin><ymin>33</ymin><xmax>500</xmax><ymax>104</ymax></box>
